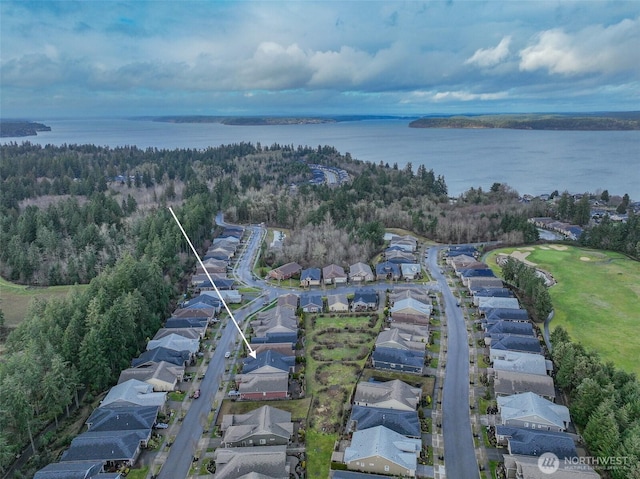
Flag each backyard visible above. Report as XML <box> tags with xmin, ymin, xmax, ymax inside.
<box><xmin>486</xmin><ymin>244</ymin><xmax>640</xmax><ymax>376</ymax></box>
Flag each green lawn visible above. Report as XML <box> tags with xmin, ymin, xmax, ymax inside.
<box><xmin>217</xmin><ymin>398</ymin><xmax>312</xmax><ymax>424</ymax></box>
<box><xmin>307</xmin><ymin>429</ymin><xmax>337</xmax><ymax>479</ymax></box>
<box><xmin>0</xmin><ymin>276</ymin><xmax>89</xmax><ymax>327</ymax></box>
<box><xmin>486</xmin><ymin>245</ymin><xmax>640</xmax><ymax>376</ymax></box>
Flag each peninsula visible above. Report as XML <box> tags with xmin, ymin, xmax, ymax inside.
<box><xmin>0</xmin><ymin>120</ymin><xmax>51</xmax><ymax>138</ymax></box>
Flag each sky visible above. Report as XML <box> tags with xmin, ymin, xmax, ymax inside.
<box><xmin>1</xmin><ymin>1</ymin><xmax>639</xmax><ymax>118</ymax></box>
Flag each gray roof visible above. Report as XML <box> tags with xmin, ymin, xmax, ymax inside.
<box><xmin>353</xmin><ymin>379</ymin><xmax>421</xmax><ymax>411</ymax></box>
<box><xmin>375</xmin><ymin>261</ymin><xmax>400</xmax><ymax>276</ymax></box>
<box><xmin>61</xmin><ymin>430</ymin><xmax>147</xmax><ymax>463</ymax></box>
<box><xmin>237</xmin><ymin>373</ymin><xmax>289</xmax><ymax>394</ymax></box>
<box><xmin>118</xmin><ymin>360</ymin><xmax>184</xmax><ymax>388</ymax></box>
<box><xmin>376</xmin><ymin>328</ymin><xmax>425</xmax><ymax>351</ymax></box>
<box><xmin>485</xmin><ymin>321</ymin><xmax>534</xmax><ymax>337</ymax></box>
<box><xmin>100</xmin><ymin>379</ymin><xmax>167</xmax><ymax>408</ymax></box>
<box><xmin>496</xmin><ymin>426</ymin><xmax>577</xmax><ymax>458</ymax></box>
<box><xmin>349</xmin><ymin>262</ymin><xmax>374</xmax><ymax>278</ymax></box>
<box><xmin>146</xmin><ymin>333</ymin><xmax>199</xmax><ymax>354</ymax></box>
<box><xmin>300</xmin><ymin>268</ymin><xmax>321</xmax><ymax>281</ymax></box>
<box><xmin>490</xmin><ymin>335</ymin><xmax>542</xmax><ymax>354</ymax></box>
<box><xmin>349</xmin><ymin>406</ymin><xmax>420</xmax><ymax>437</ymax></box>
<box><xmin>484</xmin><ymin>308</ymin><xmax>529</xmax><ymax>321</ymax></box>
<box><xmin>86</xmin><ymin>405</ymin><xmax>158</xmax><ymax>432</ymax></box>
<box><xmin>353</xmin><ymin>289</ymin><xmax>377</xmax><ymax>304</ymax></box>
<box><xmin>165</xmin><ymin>317</ymin><xmax>209</xmax><ymax>329</ymax></box>
<box><xmin>131</xmin><ymin>347</ymin><xmax>190</xmax><ymax>367</ymax></box>
<box><xmin>497</xmin><ymin>392</ymin><xmax>570</xmax><ymax>430</ymax></box>
<box><xmin>153</xmin><ymin>327</ymin><xmax>202</xmax><ymax>341</ymax></box>
<box><xmin>34</xmin><ymin>461</ymin><xmax>105</xmax><ymax>479</ymax></box>
<box><xmin>214</xmin><ymin>445</ymin><xmax>289</xmax><ymax>479</ymax></box>
<box><xmin>300</xmin><ymin>293</ymin><xmax>323</xmax><ymax>308</ymax></box>
<box><xmin>344</xmin><ymin>426</ymin><xmax>421</xmax><ymax>470</ymax></box>
<box><xmin>252</xmin><ymin>306</ymin><xmax>297</xmax><ymax>337</ymax></box>
<box><xmin>327</xmin><ymin>293</ymin><xmax>349</xmax><ymax>308</ymax></box>
<box><xmin>372</xmin><ymin>347</ymin><xmax>425</xmax><ymax>371</ymax></box>
<box><xmin>494</xmin><ymin>370</ymin><xmax>556</xmax><ymax>400</ymax></box>
<box><xmin>478</xmin><ymin>297</ymin><xmax>520</xmax><ymax>310</ymax></box>
<box><xmin>491</xmin><ymin>351</ymin><xmax>549</xmax><ymax>376</ymax></box>
<box><xmin>221</xmin><ymin>406</ymin><xmax>293</xmax><ymax>445</ymax></box>
<box><xmin>322</xmin><ymin>264</ymin><xmax>347</xmax><ymax>279</ymax></box>
<box><xmin>242</xmin><ymin>350</ymin><xmax>295</xmax><ymax>374</ymax></box>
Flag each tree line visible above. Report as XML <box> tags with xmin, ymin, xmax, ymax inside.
<box><xmin>500</xmin><ymin>257</ymin><xmax>553</xmax><ymax>322</ymax></box>
<box><xmin>551</xmin><ymin>327</ymin><xmax>640</xmax><ymax>478</ymax></box>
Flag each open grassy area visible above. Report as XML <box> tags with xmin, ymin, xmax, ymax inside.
<box><xmin>307</xmin><ymin>429</ymin><xmax>338</xmax><ymax>479</ymax></box>
<box><xmin>0</xmin><ymin>276</ymin><xmax>89</xmax><ymax>328</ymax></box>
<box><xmin>486</xmin><ymin>245</ymin><xmax>640</xmax><ymax>376</ymax></box>
<box><xmin>216</xmin><ymin>397</ymin><xmax>312</xmax><ymax>424</ymax></box>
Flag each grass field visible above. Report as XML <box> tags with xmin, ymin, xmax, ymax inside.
<box><xmin>486</xmin><ymin>245</ymin><xmax>640</xmax><ymax>376</ymax></box>
<box><xmin>0</xmin><ymin>276</ymin><xmax>89</xmax><ymax>328</ymax></box>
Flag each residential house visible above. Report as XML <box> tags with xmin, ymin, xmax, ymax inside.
<box><xmin>478</xmin><ymin>297</ymin><xmax>521</xmax><ymax>311</ymax></box>
<box><xmin>352</xmin><ymin>289</ymin><xmax>378</xmax><ymax>311</ymax></box>
<box><xmin>276</xmin><ymin>293</ymin><xmax>299</xmax><ymax>311</ymax></box>
<box><xmin>344</xmin><ymin>425</ymin><xmax>421</xmax><ymax>476</ymax></box>
<box><xmin>502</xmin><ymin>454</ymin><xmax>600</xmax><ymax>479</ymax></box>
<box><xmin>388</xmin><ymin>322</ymin><xmax>430</xmax><ymax>341</ymax></box>
<box><xmin>491</xmin><ymin>351</ymin><xmax>551</xmax><ymax>377</ymax></box>
<box><xmin>484</xmin><ymin>321</ymin><xmax>535</xmax><ymax>338</ymax></box>
<box><xmin>242</xmin><ymin>350</ymin><xmax>295</xmax><ymax>375</ymax></box>
<box><xmin>153</xmin><ymin>327</ymin><xmax>203</xmax><ymax>341</ymax></box>
<box><xmin>268</xmin><ymin>262</ymin><xmax>302</xmax><ymax>281</ymax></box>
<box><xmin>497</xmin><ymin>392</ymin><xmax>571</xmax><ymax>432</ymax></box>
<box><xmin>375</xmin><ymin>262</ymin><xmax>401</xmax><ymax>281</ymax></box>
<box><xmin>389</xmin><ymin>235</ymin><xmax>418</xmax><ymax>252</ymax></box>
<box><xmin>235</xmin><ymin>373</ymin><xmax>289</xmax><ymax>401</ymax></box>
<box><xmin>300</xmin><ymin>268</ymin><xmax>322</xmax><ymax>287</ymax></box>
<box><xmin>484</xmin><ymin>308</ymin><xmax>529</xmax><ymax>322</ymax></box>
<box><xmin>489</xmin><ymin>335</ymin><xmax>543</xmax><ymax>355</ymax></box>
<box><xmin>201</xmin><ymin>289</ymin><xmax>242</xmax><ymax>304</ymax></box>
<box><xmin>86</xmin><ymin>405</ymin><xmax>158</xmax><ymax>433</ymax></box>
<box><xmin>300</xmin><ymin>293</ymin><xmax>324</xmax><ymax>313</ymax></box>
<box><xmin>165</xmin><ymin>316</ymin><xmax>210</xmax><ymax>331</ymax></box>
<box><xmin>182</xmin><ymin>293</ymin><xmax>222</xmax><ymax>312</ymax></box>
<box><xmin>472</xmin><ymin>288</ymin><xmax>513</xmax><ymax>305</ymax></box>
<box><xmin>348</xmin><ymin>406</ymin><xmax>421</xmax><ymax>438</ymax></box>
<box><xmin>390</xmin><ymin>298</ymin><xmax>432</xmax><ymax>325</ymax></box>
<box><xmin>249</xmin><ymin>343</ymin><xmax>295</xmax><ymax>357</ymax></box>
<box><xmin>372</xmin><ymin>347</ymin><xmax>424</xmax><ymax>375</ymax></box>
<box><xmin>459</xmin><ymin>269</ymin><xmax>496</xmax><ymax>286</ymax></box>
<box><xmin>400</xmin><ymin>263</ymin><xmax>422</xmax><ymax>280</ymax></box>
<box><xmin>131</xmin><ymin>347</ymin><xmax>191</xmax><ymax>368</ymax></box>
<box><xmin>213</xmin><ymin>445</ymin><xmax>289</xmax><ymax>479</ymax></box>
<box><xmin>60</xmin><ymin>430</ymin><xmax>148</xmax><ymax>468</ymax></box>
<box><xmin>494</xmin><ymin>370</ymin><xmax>556</xmax><ymax>401</ymax></box>
<box><xmin>466</xmin><ymin>277</ymin><xmax>504</xmax><ymax>292</ymax></box>
<box><xmin>34</xmin><ymin>461</ymin><xmax>112</xmax><ymax>479</ymax></box>
<box><xmin>385</xmin><ymin>250</ymin><xmax>417</xmax><ymax>265</ymax></box>
<box><xmin>220</xmin><ymin>405</ymin><xmax>293</xmax><ymax>447</ymax></box>
<box><xmin>146</xmin><ymin>333</ymin><xmax>199</xmax><ymax>356</ymax></box>
<box><xmin>251</xmin><ymin>306</ymin><xmax>298</xmax><ymax>344</ymax></box>
<box><xmin>353</xmin><ymin>379</ymin><xmax>421</xmax><ymax>411</ymax></box>
<box><xmin>196</xmin><ymin>258</ymin><xmax>228</xmax><ymax>275</ymax></box>
<box><xmin>327</xmin><ymin>293</ymin><xmax>349</xmax><ymax>312</ymax></box>
<box><xmin>349</xmin><ymin>262</ymin><xmax>375</xmax><ymax>283</ymax></box>
<box><xmin>322</xmin><ymin>264</ymin><xmax>348</xmax><ymax>284</ymax></box>
<box><xmin>446</xmin><ymin>253</ymin><xmax>477</xmax><ymax>268</ymax></box>
<box><xmin>118</xmin><ymin>360</ymin><xmax>184</xmax><ymax>391</ymax></box>
<box><xmin>389</xmin><ymin>288</ymin><xmax>430</xmax><ymax>306</ymax></box>
<box><xmin>453</xmin><ymin>261</ymin><xmax>489</xmax><ymax>274</ymax></box>
<box><xmin>100</xmin><ymin>380</ymin><xmax>167</xmax><ymax>409</ymax></box>
<box><xmin>375</xmin><ymin>329</ymin><xmax>426</xmax><ymax>352</ymax></box>
<box><xmin>495</xmin><ymin>426</ymin><xmax>577</xmax><ymax>459</ymax></box>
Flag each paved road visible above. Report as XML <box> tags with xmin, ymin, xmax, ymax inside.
<box><xmin>426</xmin><ymin>246</ymin><xmax>479</xmax><ymax>479</ymax></box>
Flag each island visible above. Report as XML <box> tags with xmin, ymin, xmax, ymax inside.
<box><xmin>409</xmin><ymin>112</ymin><xmax>640</xmax><ymax>130</ymax></box>
<box><xmin>0</xmin><ymin>120</ymin><xmax>52</xmax><ymax>138</ymax></box>
<box><xmin>150</xmin><ymin>114</ymin><xmax>409</xmax><ymax>125</ymax></box>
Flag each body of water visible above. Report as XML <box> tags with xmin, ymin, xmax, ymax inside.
<box><xmin>3</xmin><ymin>118</ymin><xmax>639</xmax><ymax>199</ymax></box>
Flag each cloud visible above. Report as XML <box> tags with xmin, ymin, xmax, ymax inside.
<box><xmin>465</xmin><ymin>36</ymin><xmax>512</xmax><ymax>68</ymax></box>
<box><xmin>519</xmin><ymin>17</ymin><xmax>640</xmax><ymax>75</ymax></box>
<box><xmin>404</xmin><ymin>90</ymin><xmax>509</xmax><ymax>103</ymax></box>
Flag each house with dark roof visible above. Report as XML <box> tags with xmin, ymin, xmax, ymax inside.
<box><xmin>213</xmin><ymin>445</ymin><xmax>289</xmax><ymax>479</ymax></box>
<box><xmin>495</xmin><ymin>426</ymin><xmax>577</xmax><ymax>459</ymax></box>
<box><xmin>343</xmin><ymin>425</ymin><xmax>421</xmax><ymax>476</ymax></box>
<box><xmin>389</xmin><ymin>235</ymin><xmax>418</xmax><ymax>252</ymax></box>
<box><xmin>399</xmin><ymin>263</ymin><xmax>422</xmax><ymax>280</ymax></box>
<box><xmin>86</xmin><ymin>405</ymin><xmax>158</xmax><ymax>433</ymax></box>
<box><xmin>131</xmin><ymin>347</ymin><xmax>191</xmax><ymax>368</ymax></box>
<box><xmin>249</xmin><ymin>343</ymin><xmax>295</xmax><ymax>357</ymax></box>
<box><xmin>489</xmin><ymin>335</ymin><xmax>543</xmax><ymax>355</ymax></box>
<box><xmin>276</xmin><ymin>293</ymin><xmax>298</xmax><ymax>310</ymax></box>
<box><xmin>472</xmin><ymin>288</ymin><xmax>513</xmax><ymax>305</ymax></box>
<box><xmin>376</xmin><ymin>328</ymin><xmax>426</xmax><ymax>352</ymax></box>
<box><xmin>484</xmin><ymin>321</ymin><xmax>535</xmax><ymax>338</ymax></box>
<box><xmin>153</xmin><ymin>327</ymin><xmax>203</xmax><ymax>341</ymax></box>
<box><xmin>242</xmin><ymin>350</ymin><xmax>295</xmax><ymax>375</ymax></box>
<box><xmin>466</xmin><ymin>277</ymin><xmax>505</xmax><ymax>292</ymax></box>
<box><xmin>348</xmin><ymin>406</ymin><xmax>420</xmax><ymax>438</ymax></box>
<box><xmin>34</xmin><ymin>461</ymin><xmax>112</xmax><ymax>479</ymax></box>
<box><xmin>251</xmin><ymin>306</ymin><xmax>298</xmax><ymax>344</ymax></box>
<box><xmin>300</xmin><ymin>268</ymin><xmax>322</xmax><ymax>287</ymax></box>
<box><xmin>322</xmin><ymin>264</ymin><xmax>347</xmax><ymax>284</ymax></box>
<box><xmin>352</xmin><ymin>289</ymin><xmax>378</xmax><ymax>311</ymax></box>
<box><xmin>220</xmin><ymin>405</ymin><xmax>293</xmax><ymax>447</ymax></box>
<box><xmin>353</xmin><ymin>380</ymin><xmax>421</xmax><ymax>411</ymax></box>
<box><xmin>497</xmin><ymin>392</ymin><xmax>570</xmax><ymax>432</ymax></box>
<box><xmin>389</xmin><ymin>288</ymin><xmax>430</xmax><ymax>305</ymax></box>
<box><xmin>484</xmin><ymin>308</ymin><xmax>530</xmax><ymax>322</ymax></box>
<box><xmin>146</xmin><ymin>333</ymin><xmax>199</xmax><ymax>355</ymax></box>
<box><xmin>235</xmin><ymin>373</ymin><xmax>289</xmax><ymax>401</ymax></box>
<box><xmin>300</xmin><ymin>293</ymin><xmax>324</xmax><ymax>313</ymax></box>
<box><xmin>60</xmin><ymin>430</ymin><xmax>148</xmax><ymax>468</ymax></box>
<box><xmin>182</xmin><ymin>293</ymin><xmax>222</xmax><ymax>311</ymax></box>
<box><xmin>99</xmin><ymin>380</ymin><xmax>167</xmax><ymax>409</ymax></box>
<box><xmin>478</xmin><ymin>297</ymin><xmax>521</xmax><ymax>311</ymax></box>
<box><xmin>385</xmin><ymin>250</ymin><xmax>417</xmax><ymax>265</ymax></box>
<box><xmin>375</xmin><ymin>262</ymin><xmax>401</xmax><ymax>281</ymax></box>
<box><xmin>372</xmin><ymin>347</ymin><xmax>424</xmax><ymax>375</ymax></box>
<box><xmin>389</xmin><ymin>322</ymin><xmax>430</xmax><ymax>341</ymax></box>
<box><xmin>164</xmin><ymin>316</ymin><xmax>210</xmax><ymax>331</ymax></box>
<box><xmin>491</xmin><ymin>351</ymin><xmax>551</xmax><ymax>377</ymax></box>
<box><xmin>268</xmin><ymin>262</ymin><xmax>302</xmax><ymax>281</ymax></box>
<box><xmin>390</xmin><ymin>298</ymin><xmax>431</xmax><ymax>325</ymax></box>
<box><xmin>349</xmin><ymin>262</ymin><xmax>375</xmax><ymax>282</ymax></box>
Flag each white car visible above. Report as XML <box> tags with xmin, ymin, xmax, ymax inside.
<box><xmin>154</xmin><ymin>423</ymin><xmax>169</xmax><ymax>429</ymax></box>
<box><xmin>224</xmin><ymin>351</ymin><xmax>231</xmax><ymax>358</ymax></box>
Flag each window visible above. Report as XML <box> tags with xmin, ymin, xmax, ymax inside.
<box><xmin>260</xmin><ymin>439</ymin><xmax>266</xmax><ymax>445</ymax></box>
<box><xmin>384</xmin><ymin>465</ymin><xmax>390</xmax><ymax>472</ymax></box>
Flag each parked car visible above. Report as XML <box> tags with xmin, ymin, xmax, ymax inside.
<box><xmin>224</xmin><ymin>351</ymin><xmax>231</xmax><ymax>358</ymax></box>
<box><xmin>193</xmin><ymin>389</ymin><xmax>200</xmax><ymax>399</ymax></box>
<box><xmin>228</xmin><ymin>390</ymin><xmax>240</xmax><ymax>397</ymax></box>
<box><xmin>154</xmin><ymin>422</ymin><xmax>169</xmax><ymax>429</ymax></box>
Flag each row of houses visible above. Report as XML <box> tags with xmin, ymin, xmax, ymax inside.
<box><xmin>299</xmin><ymin>289</ymin><xmax>379</xmax><ymax>313</ymax></box>
<box><xmin>451</xmin><ymin>248</ymin><xmax>601</xmax><ymax>478</ymax></box>
<box><xmin>33</xmin><ymin>227</ymin><xmax>250</xmax><ymax>478</ymax></box>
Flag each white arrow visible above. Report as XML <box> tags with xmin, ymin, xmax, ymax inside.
<box><xmin>169</xmin><ymin>207</ymin><xmax>257</xmax><ymax>359</ymax></box>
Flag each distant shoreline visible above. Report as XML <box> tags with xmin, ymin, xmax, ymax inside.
<box><xmin>0</xmin><ymin>121</ymin><xmax>52</xmax><ymax>138</ymax></box>
<box><xmin>151</xmin><ymin>115</ymin><xmax>408</xmax><ymax>126</ymax></box>
<box><xmin>409</xmin><ymin>113</ymin><xmax>640</xmax><ymax>131</ymax></box>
